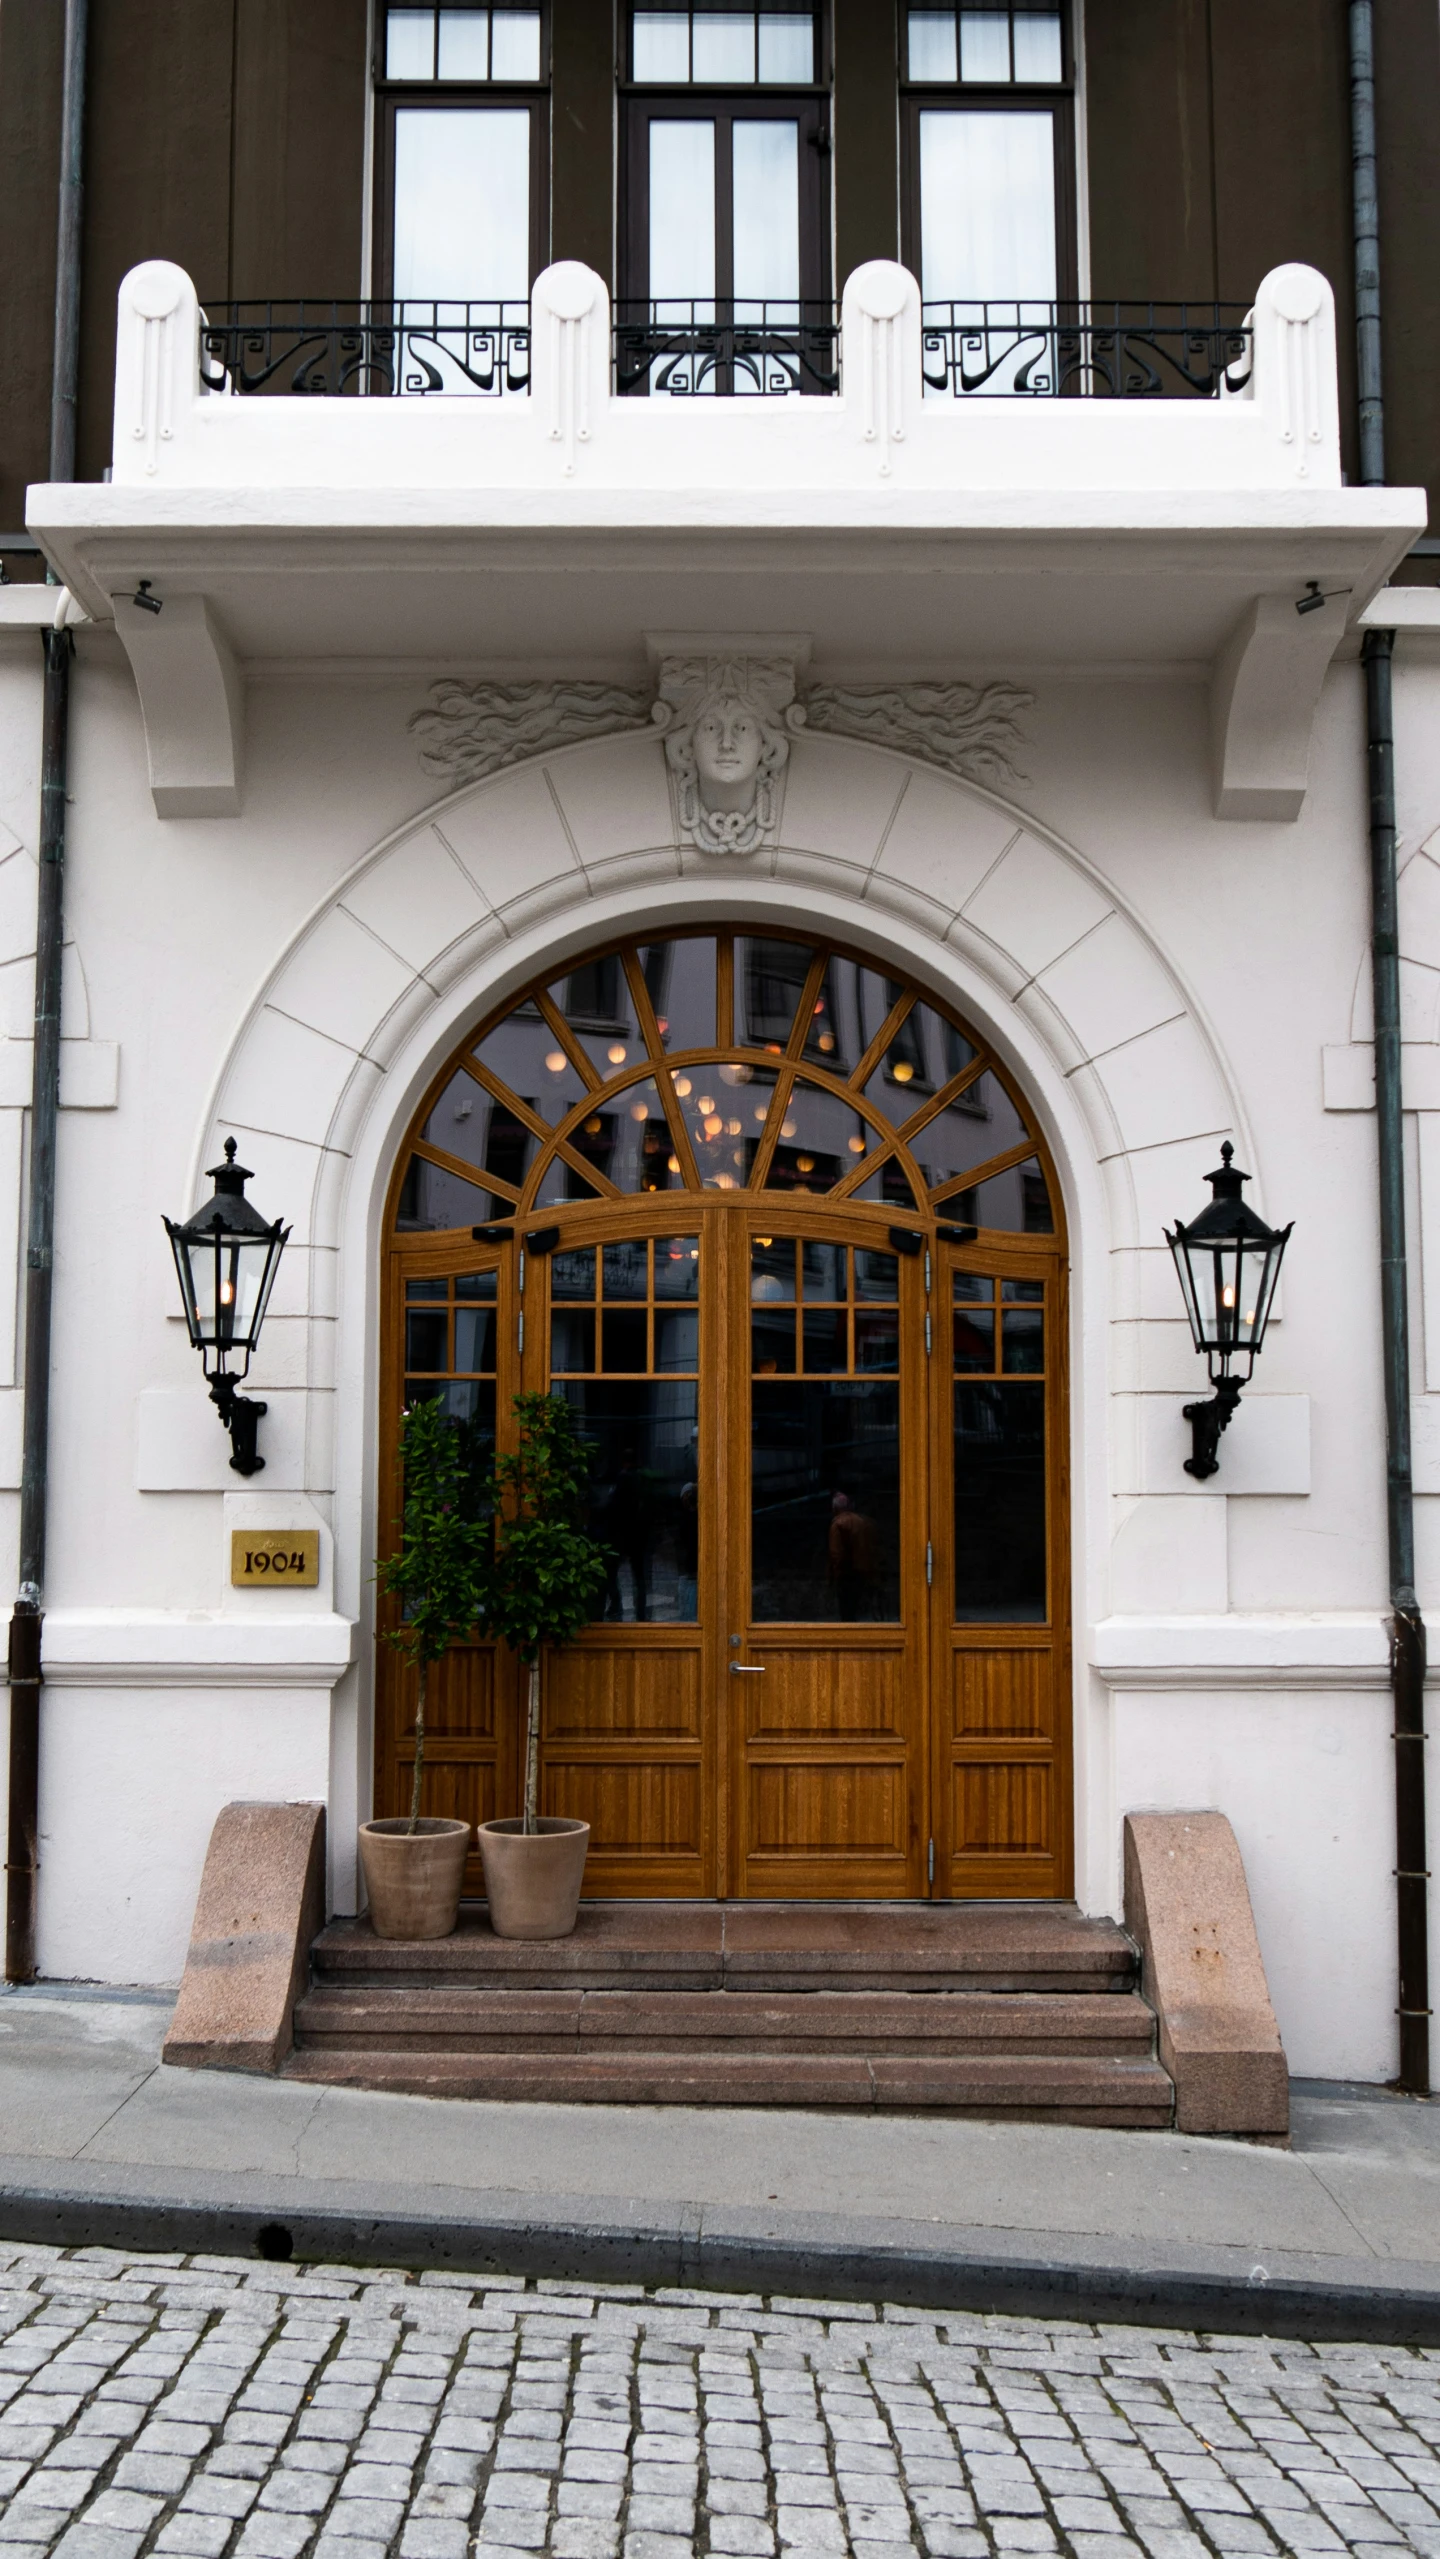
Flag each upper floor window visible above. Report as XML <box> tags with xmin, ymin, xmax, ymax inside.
<box><xmin>906</xmin><ymin>7</ymin><xmax>1062</xmax><ymax>85</ymax></box>
<box><xmin>901</xmin><ymin>2</ymin><xmax>1073</xmax><ymax>311</ymax></box>
<box><xmin>384</xmin><ymin>8</ymin><xmax>542</xmax><ymax>81</ymax></box>
<box><xmin>375</xmin><ymin>5</ymin><xmax>547</xmax><ymax>309</ymax></box>
<box><xmin>620</xmin><ymin>6</ymin><xmax>831</xmax><ymax>394</ymax></box>
<box><xmin>630</xmin><ymin>9</ymin><xmax>817</xmax><ymax>83</ymax></box>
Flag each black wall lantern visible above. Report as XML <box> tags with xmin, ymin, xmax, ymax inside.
<box><xmin>165</xmin><ymin>1139</ymin><xmax>290</xmax><ymax>1476</ymax></box>
<box><xmin>1165</xmin><ymin>1142</ymin><xmax>1292</xmax><ymax>1480</ymax></box>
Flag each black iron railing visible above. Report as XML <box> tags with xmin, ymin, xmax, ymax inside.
<box><xmin>198</xmin><ymin>301</ymin><xmax>532</xmax><ymax>397</ymax></box>
<box><xmin>920</xmin><ymin>301</ymin><xmax>1253</xmax><ymax>398</ymax></box>
<box><xmin>196</xmin><ymin>296</ymin><xmax>1254</xmax><ymax>401</ymax></box>
<box><xmin>612</xmin><ymin>300</ymin><xmax>842</xmax><ymax>397</ymax></box>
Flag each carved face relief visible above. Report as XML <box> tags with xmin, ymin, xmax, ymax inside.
<box><xmin>692</xmin><ymin>699</ymin><xmax>766</xmax><ymax>805</ymax></box>
<box><xmin>655</xmin><ymin>652</ymin><xmax>799</xmax><ymax>856</ymax></box>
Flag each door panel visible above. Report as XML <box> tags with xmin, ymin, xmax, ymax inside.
<box><xmin>528</xmin><ymin>1211</ymin><xmax>716</xmax><ymax>1896</ymax></box>
<box><xmin>375</xmin><ymin>1242</ymin><xmax>515</xmax><ymax>1896</ymax></box>
<box><xmin>932</xmin><ymin>1246</ymin><xmax>1072</xmax><ymax>1899</ymax></box>
<box><xmin>731</xmin><ymin>1219</ymin><xmax>927</xmax><ymax>1897</ymax></box>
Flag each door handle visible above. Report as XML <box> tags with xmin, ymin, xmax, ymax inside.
<box><xmin>729</xmin><ymin>1663</ymin><xmax>767</xmax><ymax>1674</ymax></box>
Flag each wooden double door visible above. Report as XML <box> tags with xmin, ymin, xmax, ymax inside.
<box><xmin>377</xmin><ymin>1196</ymin><xmax>1071</xmax><ymax>1901</ymax></box>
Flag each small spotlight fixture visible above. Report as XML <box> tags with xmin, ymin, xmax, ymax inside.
<box><xmin>1295</xmin><ymin>579</ymin><xmax>1352</xmax><ymax>616</ymax></box>
<box><xmin>132</xmin><ymin>580</ymin><xmax>163</xmax><ymax>615</ymax></box>
<box><xmin>1165</xmin><ymin>1144</ymin><xmax>1292</xmax><ymax>1479</ymax></box>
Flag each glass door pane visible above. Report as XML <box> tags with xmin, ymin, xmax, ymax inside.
<box><xmin>550</xmin><ymin>1235</ymin><xmax>702</xmax><ymax>1624</ymax></box>
<box><xmin>649</xmin><ymin>118</ymin><xmax>717</xmax><ymax>311</ymax></box>
<box><xmin>736</xmin><ymin>120</ymin><xmax>808</xmax><ymax>388</ymax></box>
<box><xmin>392</xmin><ymin>104</ymin><xmax>531</xmax><ymax>299</ymax></box>
<box><xmin>733</xmin><ymin>119</ymin><xmax>800</xmax><ymax>307</ymax></box>
<box><xmin>918</xmin><ymin>107</ymin><xmax>1057</xmax><ymax>300</ymax></box>
<box><xmin>749</xmin><ymin>1238</ymin><xmax>902</xmax><ymax>1622</ymax></box>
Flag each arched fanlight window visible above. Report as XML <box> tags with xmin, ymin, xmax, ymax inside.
<box><xmin>391</xmin><ymin>930</ymin><xmax>1058</xmax><ymax>1237</ymax></box>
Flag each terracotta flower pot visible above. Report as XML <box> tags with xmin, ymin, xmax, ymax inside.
<box><xmin>359</xmin><ymin>1817</ymin><xmax>472</xmax><ymax>1941</ymax></box>
<box><xmin>477</xmin><ymin>1817</ymin><xmax>591</xmax><ymax>1940</ymax></box>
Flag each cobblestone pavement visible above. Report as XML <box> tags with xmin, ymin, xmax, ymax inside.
<box><xmin>1</xmin><ymin>2245</ymin><xmax>1439</xmax><ymax>2559</ymax></box>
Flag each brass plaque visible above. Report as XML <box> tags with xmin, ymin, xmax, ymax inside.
<box><xmin>231</xmin><ymin>1530</ymin><xmax>320</xmax><ymax>1589</ymax></box>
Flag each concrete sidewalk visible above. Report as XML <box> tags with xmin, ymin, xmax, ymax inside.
<box><xmin>2</xmin><ymin>1986</ymin><xmax>1439</xmax><ymax>2340</ymax></box>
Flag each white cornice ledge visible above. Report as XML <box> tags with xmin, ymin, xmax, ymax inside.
<box><xmin>38</xmin><ymin>1609</ymin><xmax>357</xmax><ymax>1690</ymax></box>
<box><xmin>1091</xmin><ymin>1613</ymin><xmax>1411</xmax><ymax>1690</ymax></box>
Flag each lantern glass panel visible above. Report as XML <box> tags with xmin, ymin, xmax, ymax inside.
<box><xmin>178</xmin><ymin>1226</ymin><xmax>281</xmax><ymax>1354</ymax></box>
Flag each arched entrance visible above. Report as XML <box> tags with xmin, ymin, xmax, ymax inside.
<box><xmin>377</xmin><ymin>925</ymin><xmax>1070</xmax><ymax>1900</ymax></box>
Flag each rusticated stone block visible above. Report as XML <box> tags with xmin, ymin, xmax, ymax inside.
<box><xmin>1124</xmin><ymin>1811</ymin><xmax>1289</xmax><ymax>2141</ymax></box>
<box><xmin>164</xmin><ymin>1799</ymin><xmax>326</xmax><ymax>2073</ymax></box>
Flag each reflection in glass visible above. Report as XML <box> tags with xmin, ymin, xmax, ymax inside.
<box><xmin>489</xmin><ymin>8</ymin><xmax>542</xmax><ymax>77</ymax></box>
<box><xmin>685</xmin><ymin>1060</ymin><xmax>775</xmax><ymax>1191</ymax></box>
<box><xmin>551</xmin><ymin>1247</ymin><xmax>596</xmax><ymax>1299</ymax></box>
<box><xmin>454</xmin><ymin>1305</ymin><xmax>497</xmax><ymax>1370</ymax></box>
<box><xmin>909</xmin><ymin>1069</ymin><xmax>1028</xmax><ymax>1193</ymax></box>
<box><xmin>863</xmin><ymin>1006</ymin><xmax>976</xmax><ymax>1128</ymax></box>
<box><xmin>533</xmin><ymin>1155</ymin><xmax>603</xmax><ymax>1208</ymax></box>
<box><xmin>560</xmin><ymin>1384</ymin><xmax>701</xmax><ymax>1622</ymax></box>
<box><xmin>436</xmin><ymin>11</ymin><xmax>490</xmax><ymax>77</ymax></box>
<box><xmin>759</xmin><ymin>14</ymin><xmax>813</xmax><ymax>79</ymax></box>
<box><xmin>945</xmin><ymin>1157</ymin><xmax>1054</xmax><ymax>1233</ymax></box>
<box><xmin>908</xmin><ymin>9</ymin><xmax>958</xmax><ymax>79</ymax></box>
<box><xmin>642</xmin><ymin>939</ymin><xmax>715</xmax><ymax>1053</ymax></box>
<box><xmin>395</xmin><ymin>1154</ymin><xmax>512</xmax><ymax>1230</ymax></box>
<box><xmin>919</xmin><ymin>109</ymin><xmax>1057</xmax><ymax>302</ymax></box>
<box><xmin>733</xmin><ymin>120</ymin><xmax>800</xmax><ymax>309</ymax></box>
<box><xmin>655</xmin><ymin>1234</ymin><xmax>701</xmax><ymax>1294</ymax></box>
<box><xmin>741</xmin><ymin>938</ymin><xmax>816</xmax><ymax>1048</ymax></box>
<box><xmin>694</xmin><ymin>10</ymin><xmax>755</xmax><ymax>80</ymax></box>
<box><xmin>954</xmin><ymin>1379</ymin><xmax>1045</xmax><ymax>1620</ymax></box>
<box><xmin>1002</xmin><ymin>1306</ymin><xmax>1044</xmax><ymax>1370</ymax></box>
<box><xmin>633</xmin><ymin>9</ymin><xmax>689</xmax><ymax>79</ymax></box>
<box><xmin>1012</xmin><ymin>13</ymin><xmax>1063</xmax><ymax>80</ymax></box>
<box><xmin>651</xmin><ymin>118</ymin><xmax>716</xmax><ymax>309</ymax></box>
<box><xmin>388</xmin><ymin>10</ymin><xmax>436</xmax><ymax>77</ymax></box>
<box><xmin>751</xmin><ymin>1382</ymin><xmax>901</xmax><ymax>1621</ymax></box>
<box><xmin>757</xmin><ymin>1075</ymin><xmax>870</xmax><ymax>1196</ymax></box>
<box><xmin>404</xmin><ymin>1378</ymin><xmax>497</xmax><ymax>1446</ymax></box>
<box><xmin>392</xmin><ymin>107</ymin><xmax>531</xmax><ymax>300</ymax></box>
<box><xmin>406</xmin><ymin>1310</ymin><xmax>448</xmax><ymax>1371</ymax></box>
<box><xmin>959</xmin><ymin>9</ymin><xmax>1010</xmax><ymax>79</ymax></box>
<box><xmin>473</xmin><ymin>1016</ymin><xmax>586</xmax><ymax>1126</ymax></box>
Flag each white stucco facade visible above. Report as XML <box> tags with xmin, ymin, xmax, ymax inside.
<box><xmin>2</xmin><ymin>257</ymin><xmax>1436</xmax><ymax>2081</ymax></box>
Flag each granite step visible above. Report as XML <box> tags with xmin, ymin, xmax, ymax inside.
<box><xmin>311</xmin><ymin>1899</ymin><xmax>1139</xmax><ymax>1995</ymax></box>
<box><xmin>281</xmin><ymin>2042</ymin><xmax>1173</xmax><ymax>2123</ymax></box>
<box><xmin>291</xmin><ymin>1983</ymin><xmax>1158</xmax><ymax>2058</ymax></box>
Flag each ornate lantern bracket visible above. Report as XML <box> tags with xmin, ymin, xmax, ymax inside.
<box><xmin>164</xmin><ymin>1139</ymin><xmax>290</xmax><ymax>1478</ymax></box>
<box><xmin>1164</xmin><ymin>1142</ymin><xmax>1292</xmax><ymax>1481</ymax></box>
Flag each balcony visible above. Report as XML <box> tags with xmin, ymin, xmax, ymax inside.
<box><xmin>26</xmin><ymin>255</ymin><xmax>1423</xmax><ymax>822</ymax></box>
<box><xmin>193</xmin><ymin>294</ymin><xmax>1252</xmax><ymax>405</ymax></box>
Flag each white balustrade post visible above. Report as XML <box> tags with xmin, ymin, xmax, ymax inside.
<box><xmin>1250</xmin><ymin>263</ymin><xmax>1341</xmax><ymax>485</ymax></box>
<box><xmin>840</xmin><ymin>262</ymin><xmax>923</xmax><ymax>475</ymax></box>
<box><xmin>112</xmin><ymin>261</ymin><xmax>201</xmax><ymax>485</ymax></box>
<box><xmin>529</xmin><ymin>262</ymin><xmax>612</xmax><ymax>475</ymax></box>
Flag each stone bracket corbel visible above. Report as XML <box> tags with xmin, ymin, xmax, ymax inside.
<box><xmin>112</xmin><ymin>589</ymin><xmax>244</xmax><ymax>818</ymax></box>
<box><xmin>1209</xmin><ymin>587</ymin><xmax>1348</xmax><ymax>821</ymax></box>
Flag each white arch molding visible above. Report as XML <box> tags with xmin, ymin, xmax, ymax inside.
<box><xmin>190</xmin><ymin>726</ymin><xmax>1259</xmax><ymax>1916</ymax></box>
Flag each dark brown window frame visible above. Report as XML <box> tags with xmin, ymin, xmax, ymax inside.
<box><xmin>371</xmin><ymin>4</ymin><xmax>552</xmax><ymax>301</ymax></box>
<box><xmin>899</xmin><ymin>4</ymin><xmax>1077</xmax><ymax>306</ymax></box>
<box><xmin>619</xmin><ymin>3</ymin><xmax>834</xmax><ymax>315</ymax></box>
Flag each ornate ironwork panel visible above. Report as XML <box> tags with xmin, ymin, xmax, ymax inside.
<box><xmin>612</xmin><ymin>300</ymin><xmax>842</xmax><ymax>397</ymax></box>
<box><xmin>199</xmin><ymin>302</ymin><xmax>532</xmax><ymax>398</ymax></box>
<box><xmin>919</xmin><ymin>302</ymin><xmax>1254</xmax><ymax>398</ymax></box>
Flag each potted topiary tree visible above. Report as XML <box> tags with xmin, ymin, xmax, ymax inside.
<box><xmin>362</xmin><ymin>1394</ymin><xmax>491</xmax><ymax>1940</ymax></box>
<box><xmin>475</xmin><ymin>1390</ymin><xmax>610</xmax><ymax>1939</ymax></box>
